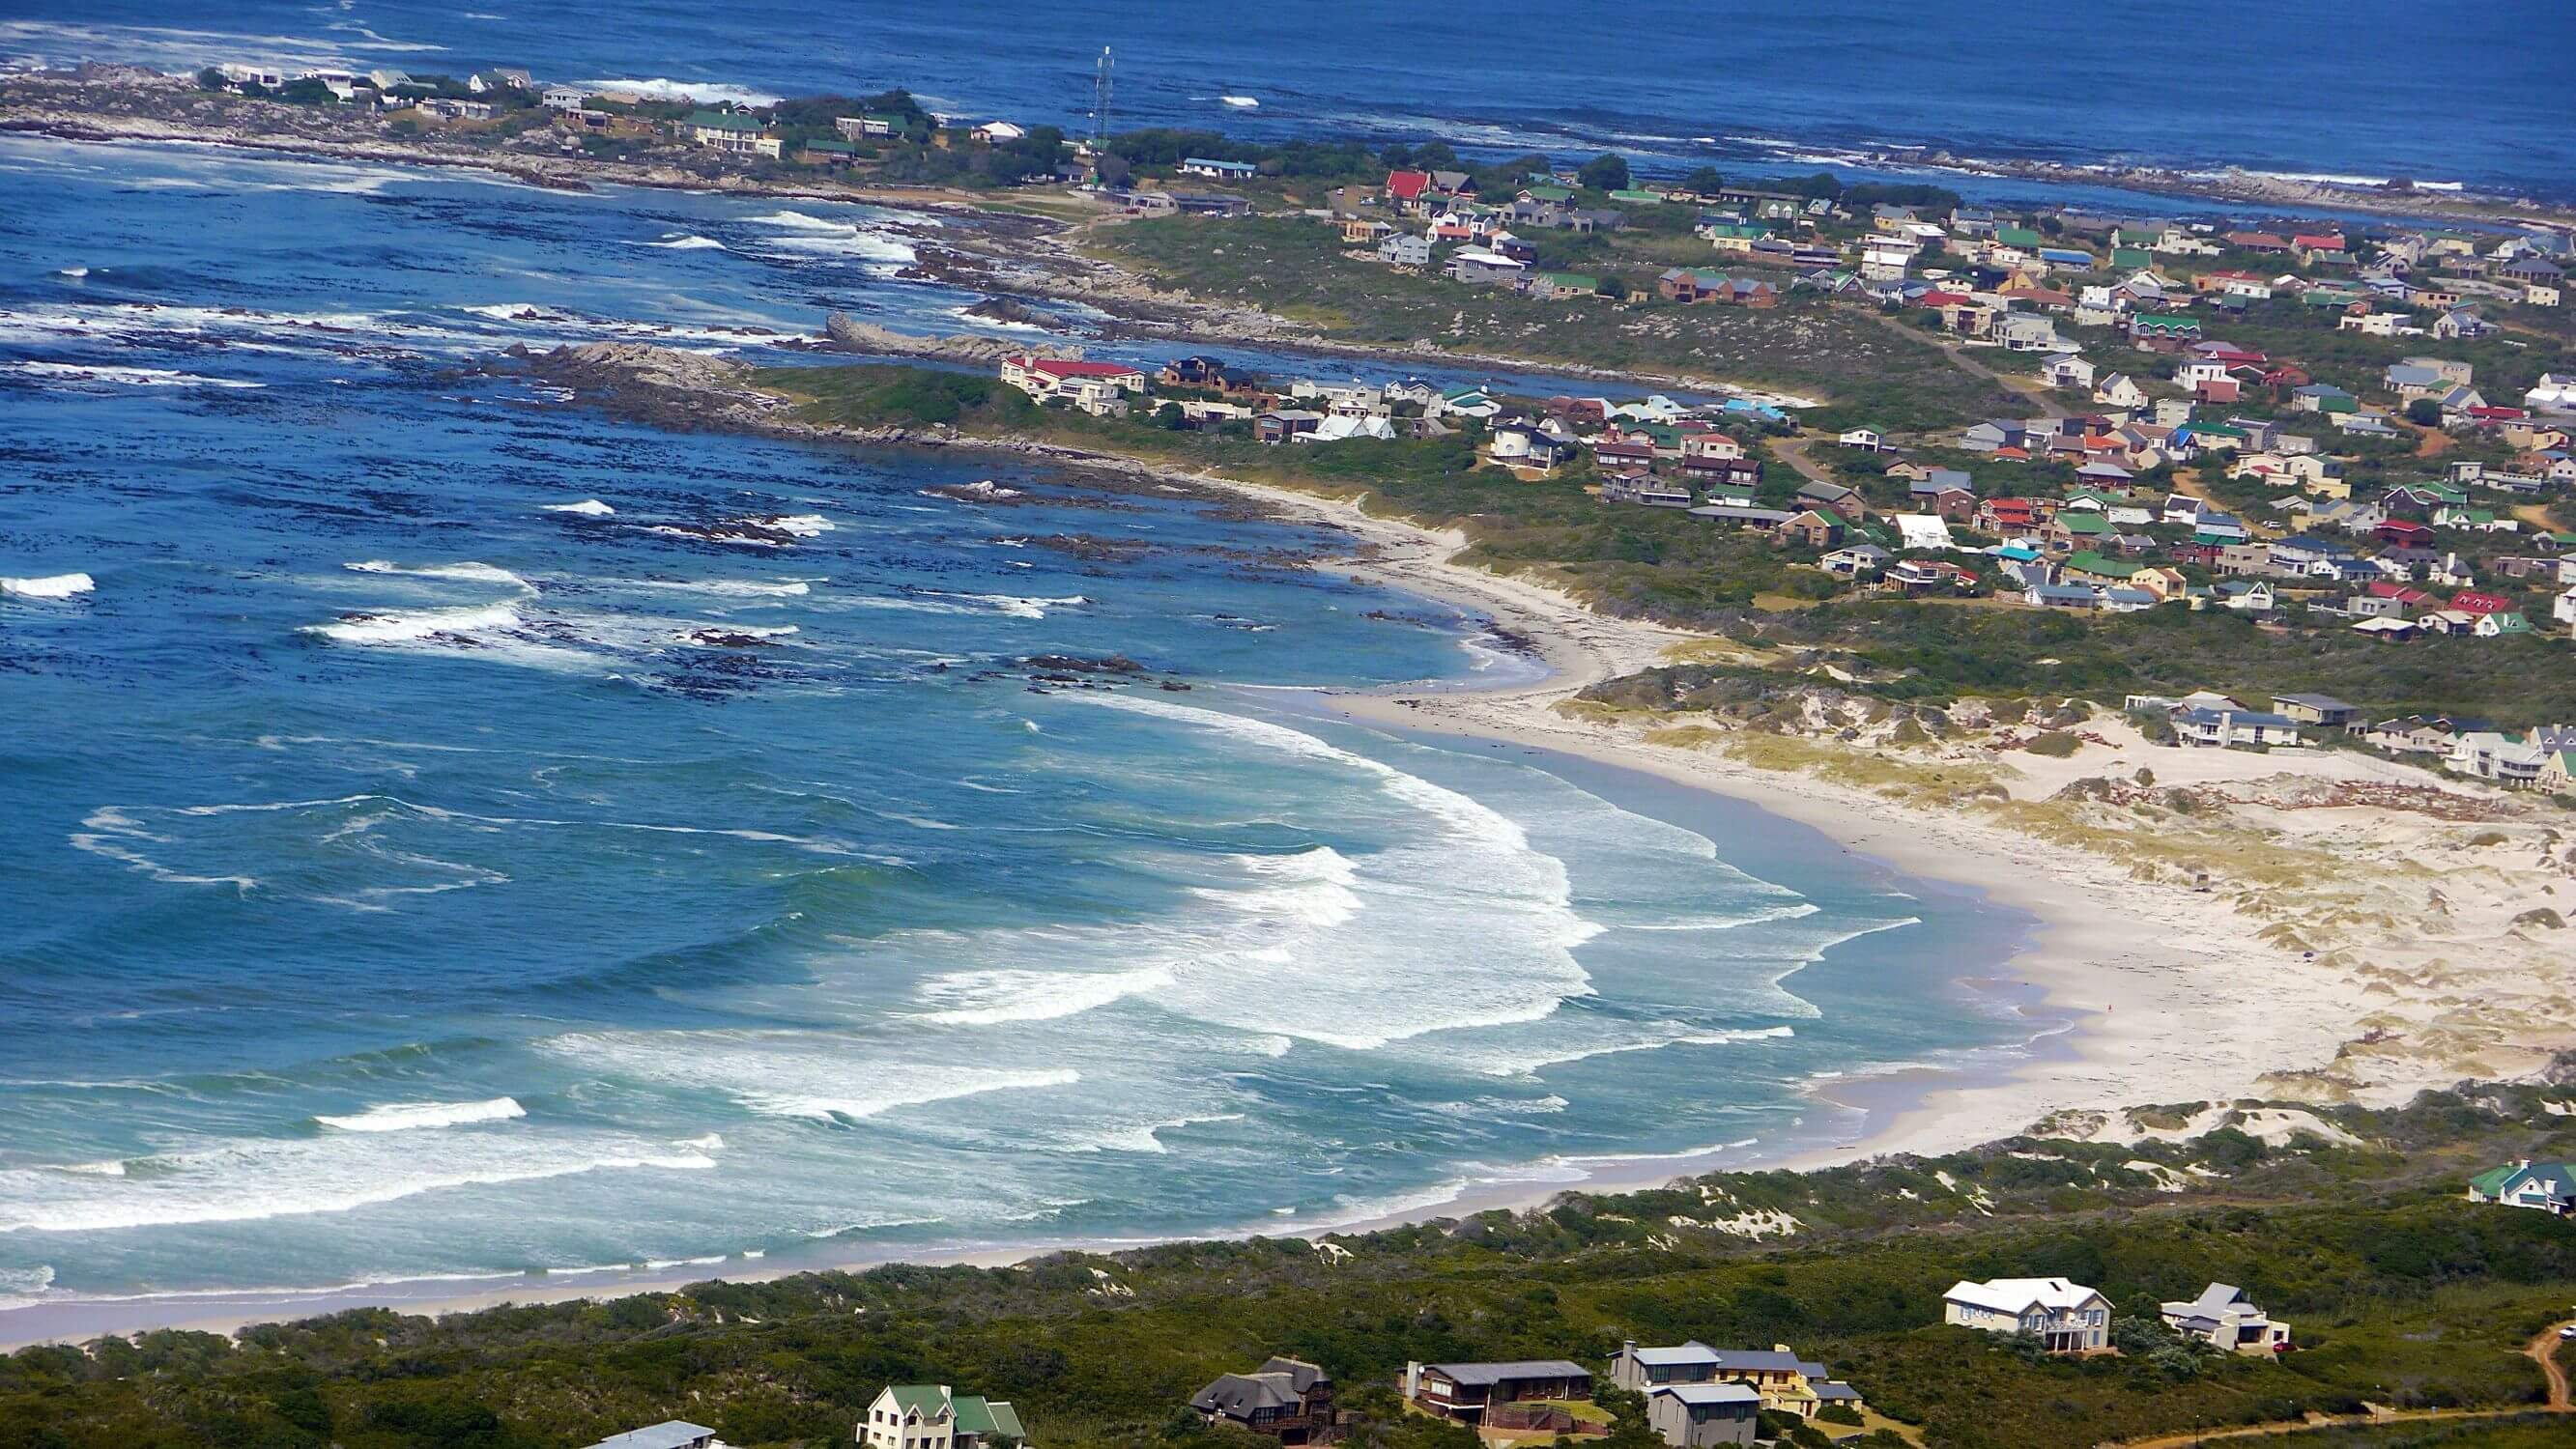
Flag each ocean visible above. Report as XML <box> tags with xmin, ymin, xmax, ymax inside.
<box><xmin>6</xmin><ymin>0</ymin><xmax>2572</xmax><ymax>204</ymax></box>
<box><xmin>0</xmin><ymin>13</ymin><xmax>2109</xmax><ymax>1331</ymax></box>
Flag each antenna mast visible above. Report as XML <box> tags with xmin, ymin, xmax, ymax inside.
<box><xmin>1094</xmin><ymin>46</ymin><xmax>1113</xmax><ymax>148</ymax></box>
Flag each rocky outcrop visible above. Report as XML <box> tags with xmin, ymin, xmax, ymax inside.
<box><xmin>823</xmin><ymin>313</ymin><xmax>1081</xmax><ymax>363</ymax></box>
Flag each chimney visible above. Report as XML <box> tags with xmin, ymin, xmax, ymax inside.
<box><xmin>1404</xmin><ymin>1362</ymin><xmax>1421</xmax><ymax>1400</ymax></box>
<box><xmin>1621</xmin><ymin>1340</ymin><xmax>1637</xmax><ymax>1360</ymax></box>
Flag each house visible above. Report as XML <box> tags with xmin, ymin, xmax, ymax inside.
<box><xmin>2043</xmin><ymin>354</ymin><xmax>2097</xmax><ymax>389</ymax></box>
<box><xmin>584</xmin><ymin>1424</ymin><xmax>720</xmax><ymax>1449</ymax></box>
<box><xmin>1942</xmin><ymin>1278</ymin><xmax>2113</xmax><ymax>1351</ymax></box>
<box><xmin>1404</xmin><ymin>1361</ymin><xmax>1591</xmax><ymax>1425</ymax></box>
<box><xmin>2449</xmin><ymin>732</ymin><xmax>2549</xmax><ymax>787</ymax></box>
<box><xmin>2469</xmin><ymin>1159</ymin><xmax>2576</xmax><ymax>1213</ymax></box>
<box><xmin>2176</xmin><ymin>706</ymin><xmax>2304</xmax><ymax>749</ymax></box>
<box><xmin>1643</xmin><ymin>1385</ymin><xmax>1760</xmax><ymax>1448</ymax></box>
<box><xmin>419</xmin><ymin>97</ymin><xmax>498</xmax><ymax>122</ymax></box>
<box><xmin>1256</xmin><ymin>411</ymin><xmax>1325</xmax><ymax>444</ymax></box>
<box><xmin>1820</xmin><ymin>543</ymin><xmax>1891</xmax><ymax>578</ymax></box>
<box><xmin>1609</xmin><ymin>1342</ymin><xmax>1864</xmax><ymax>1424</ymax></box>
<box><xmin>999</xmin><ymin>355</ymin><xmax>1146</xmax><ymax>415</ymax></box>
<box><xmin>1178</xmin><ymin>156</ymin><xmax>1256</xmax><ymax>180</ymax></box>
<box><xmin>1895</xmin><ymin>513</ymin><xmax>1958</xmax><ymax>552</ymax></box>
<box><xmin>1775</xmin><ymin>509</ymin><xmax>1846</xmax><ymax>550</ymax></box>
<box><xmin>687</xmin><ymin>109</ymin><xmax>781</xmax><ymax>158</ymax></box>
<box><xmin>2094</xmin><ymin>373</ymin><xmax>2148</xmax><ymax>409</ymax></box>
<box><xmin>861</xmin><ymin>1386</ymin><xmax>1028</xmax><ymax>1449</ymax></box>
<box><xmin>1447</xmin><ymin>248</ymin><xmax>1528</xmax><ymax>285</ymax></box>
<box><xmin>1838</xmin><ymin>427</ymin><xmax>1885</xmax><ymax>451</ymax></box>
<box><xmin>2025</xmin><ymin>582</ymin><xmax>2101</xmax><ymax>611</ymax></box>
<box><xmin>2158</xmin><ymin>1284</ymin><xmax>2291</xmax><ymax>1357</ymax></box>
<box><xmin>1795</xmin><ymin>479</ymin><xmax>1866</xmax><ymax>522</ymax></box>
<box><xmin>542</xmin><ymin>85</ymin><xmax>590</xmax><ymax>110</ymax></box>
<box><xmin>1188</xmin><ymin>1357</ymin><xmax>1333</xmax><ymax>1444</ymax></box>
<box><xmin>2272</xmin><ymin>694</ymin><xmax>2358</xmax><ymax>726</ymax></box>
<box><xmin>1375</xmin><ymin>233</ymin><xmax>1431</xmax><ymax>268</ymax></box>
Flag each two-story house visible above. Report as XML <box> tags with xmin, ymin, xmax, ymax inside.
<box><xmin>1941</xmin><ymin>1277</ymin><xmax>2113</xmax><ymax>1352</ymax></box>
<box><xmin>862</xmin><ymin>1386</ymin><xmax>1027</xmax><ymax>1449</ymax></box>
<box><xmin>1188</xmin><ymin>1358</ymin><xmax>1333</xmax><ymax>1444</ymax></box>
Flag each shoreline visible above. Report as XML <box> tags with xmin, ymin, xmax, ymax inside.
<box><xmin>0</xmin><ymin>430</ymin><xmax>2330</xmax><ymax>1354</ymax></box>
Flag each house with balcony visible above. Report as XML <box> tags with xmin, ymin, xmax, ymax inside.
<box><xmin>1188</xmin><ymin>1357</ymin><xmax>1334</xmax><ymax>1444</ymax></box>
<box><xmin>1403</xmin><ymin>1361</ymin><xmax>1591</xmax><ymax>1425</ymax></box>
<box><xmin>1942</xmin><ymin>1278</ymin><xmax>2112</xmax><ymax>1352</ymax></box>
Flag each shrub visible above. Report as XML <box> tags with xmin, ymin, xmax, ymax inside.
<box><xmin>2024</xmin><ymin>730</ymin><xmax>2081</xmax><ymax>757</ymax></box>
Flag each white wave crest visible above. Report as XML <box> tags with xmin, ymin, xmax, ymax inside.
<box><xmin>0</xmin><ymin>1128</ymin><xmax>712</xmax><ymax>1234</ymax></box>
<box><xmin>1</xmin><ymin>572</ymin><xmax>95</xmax><ymax>599</ymax></box>
<box><xmin>301</xmin><ymin>601</ymin><xmax>524</xmax><ymax>645</ymax></box>
<box><xmin>542</xmin><ymin>1032</ymin><xmax>1081</xmax><ymax>1123</ymax></box>
<box><xmin>345</xmin><ymin>559</ymin><xmax>534</xmax><ymax>591</ymax></box>
<box><xmin>643</xmin><ymin>234</ymin><xmax>728</xmax><ymax>251</ymax></box>
<box><xmin>315</xmin><ymin>1096</ymin><xmax>526</xmax><ymax>1133</ymax></box>
<box><xmin>7</xmin><ymin>360</ymin><xmax>263</xmax><ymax>389</ymax></box>
<box><xmin>543</xmin><ymin>498</ymin><xmax>615</xmax><ymax>516</ymax></box>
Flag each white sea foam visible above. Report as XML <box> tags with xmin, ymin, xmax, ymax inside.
<box><xmin>542</xmin><ymin>1031</ymin><xmax>1082</xmax><ymax>1123</ymax></box>
<box><xmin>7</xmin><ymin>360</ymin><xmax>263</xmax><ymax>389</ymax></box>
<box><xmin>1479</xmin><ymin>1024</ymin><xmax>1795</xmax><ymax>1078</ymax></box>
<box><xmin>622</xmin><ymin>576</ymin><xmax>811</xmax><ymax>598</ymax></box>
<box><xmin>935</xmin><ymin>694</ymin><xmax>1601</xmax><ymax>1051</ymax></box>
<box><xmin>0</xmin><ymin>1128</ymin><xmax>713</xmax><ymax>1234</ymax></box>
<box><xmin>314</xmin><ymin>1096</ymin><xmax>526</xmax><ymax>1133</ymax></box>
<box><xmin>1062</xmin><ymin>1112</ymin><xmax>1246</xmax><ymax>1154</ymax></box>
<box><xmin>581</xmin><ymin>76</ymin><xmax>783</xmax><ymax>107</ymax></box>
<box><xmin>1219</xmin><ymin>95</ymin><xmax>1259</xmax><ymax>108</ymax></box>
<box><xmin>1</xmin><ymin>572</ymin><xmax>95</xmax><ymax>599</ymax></box>
<box><xmin>643</xmin><ymin>234</ymin><xmax>729</xmax><ymax>250</ymax></box>
<box><xmin>759</xmin><ymin>513</ymin><xmax>833</xmax><ymax>537</ymax></box>
<box><xmin>345</xmin><ymin>559</ymin><xmax>534</xmax><ymax>591</ymax></box>
<box><xmin>57</xmin><ymin>266</ymin><xmax>88</xmax><ymax>278</ymax></box>
<box><xmin>916</xmin><ymin>965</ymin><xmax>1180</xmax><ymax>1025</ymax></box>
<box><xmin>301</xmin><ymin>601</ymin><xmax>525</xmax><ymax>645</ymax></box>
<box><xmin>544</xmin><ymin>498</ymin><xmax>616</xmax><ymax>516</ymax></box>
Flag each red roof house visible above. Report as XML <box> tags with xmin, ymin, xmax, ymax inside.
<box><xmin>1385</xmin><ymin>170</ymin><xmax>1433</xmax><ymax>203</ymax></box>
<box><xmin>2447</xmin><ymin>590</ymin><xmax>2513</xmax><ymax>616</ymax></box>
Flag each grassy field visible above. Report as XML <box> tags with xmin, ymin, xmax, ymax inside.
<box><xmin>7</xmin><ymin>1079</ymin><xmax>2576</xmax><ymax>1448</ymax></box>
<box><xmin>1087</xmin><ymin>217</ymin><xmax>2011</xmax><ymax>431</ymax></box>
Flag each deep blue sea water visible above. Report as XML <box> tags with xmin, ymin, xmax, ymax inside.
<box><xmin>0</xmin><ymin>14</ymin><xmax>2127</xmax><ymax>1329</ymax></box>
<box><xmin>6</xmin><ymin>1</ymin><xmax>2572</xmax><ymax>204</ymax></box>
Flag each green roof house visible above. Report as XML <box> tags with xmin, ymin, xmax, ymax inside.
<box><xmin>1608</xmin><ymin>188</ymin><xmax>1666</xmax><ymax>206</ymax></box>
<box><xmin>687</xmin><ymin>109</ymin><xmax>763</xmax><ymax>133</ymax></box>
<box><xmin>2469</xmin><ymin>1159</ymin><xmax>2576</xmax><ymax>1214</ymax></box>
<box><xmin>2111</xmin><ymin>246</ymin><xmax>2152</xmax><ymax>270</ymax></box>
<box><xmin>1524</xmin><ymin>184</ymin><xmax>1574</xmax><ymax>204</ymax></box>
<box><xmin>1995</xmin><ymin>225</ymin><xmax>2044</xmax><ymax>248</ymax></box>
<box><xmin>2062</xmin><ymin>550</ymin><xmax>2143</xmax><ymax>582</ymax></box>
<box><xmin>864</xmin><ymin>1386</ymin><xmax>1029</xmax><ymax>1449</ymax></box>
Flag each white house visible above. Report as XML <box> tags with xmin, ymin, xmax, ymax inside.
<box><xmin>2042</xmin><ymin>354</ymin><xmax>2096</xmax><ymax>389</ymax></box>
<box><xmin>2447</xmin><ymin>732</ymin><xmax>2548</xmax><ymax>788</ymax></box>
<box><xmin>1838</xmin><ymin>427</ymin><xmax>1884</xmax><ymax>450</ymax></box>
<box><xmin>997</xmin><ymin>355</ymin><xmax>1146</xmax><ymax>415</ymax></box>
<box><xmin>2469</xmin><ymin>1159</ymin><xmax>2576</xmax><ymax>1214</ymax></box>
<box><xmin>862</xmin><ymin>1386</ymin><xmax>1027</xmax><ymax>1449</ymax></box>
<box><xmin>2159</xmin><ymin>1284</ymin><xmax>2290</xmax><ymax>1356</ymax></box>
<box><xmin>584</xmin><ymin>1424</ymin><xmax>720</xmax><ymax>1449</ymax></box>
<box><xmin>1942</xmin><ymin>1278</ymin><xmax>2112</xmax><ymax>1352</ymax></box>
<box><xmin>2095</xmin><ymin>373</ymin><xmax>2148</xmax><ymax>409</ymax></box>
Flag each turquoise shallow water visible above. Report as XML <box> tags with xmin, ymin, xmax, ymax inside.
<box><xmin>0</xmin><ymin>134</ymin><xmax>2043</xmax><ymax>1328</ymax></box>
